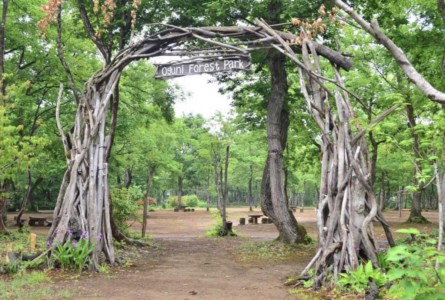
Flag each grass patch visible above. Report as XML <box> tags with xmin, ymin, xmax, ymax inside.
<box><xmin>0</xmin><ymin>228</ymin><xmax>47</xmax><ymax>257</ymax></box>
<box><xmin>0</xmin><ymin>271</ymin><xmax>72</xmax><ymax>300</ymax></box>
<box><xmin>235</xmin><ymin>240</ymin><xmax>316</xmax><ymax>264</ymax></box>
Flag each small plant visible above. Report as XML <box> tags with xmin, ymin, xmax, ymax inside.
<box><xmin>205</xmin><ymin>211</ymin><xmax>236</xmax><ymax>237</ymax></box>
<box><xmin>98</xmin><ymin>263</ymin><xmax>110</xmax><ymax>274</ymax></box>
<box><xmin>336</xmin><ymin>261</ymin><xmax>388</xmax><ymax>295</ymax></box>
<box><xmin>51</xmin><ymin>231</ymin><xmax>94</xmax><ymax>272</ymax></box>
<box><xmin>384</xmin><ymin>228</ymin><xmax>445</xmax><ymax>300</ymax></box>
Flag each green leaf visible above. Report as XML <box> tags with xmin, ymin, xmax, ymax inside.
<box><xmin>395</xmin><ymin>228</ymin><xmax>420</xmax><ymax>235</ymax></box>
<box><xmin>387</xmin><ymin>268</ymin><xmax>406</xmax><ymax>281</ymax></box>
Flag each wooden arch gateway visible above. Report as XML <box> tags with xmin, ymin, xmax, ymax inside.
<box><xmin>49</xmin><ymin>19</ymin><xmax>394</xmax><ymax>287</ymax></box>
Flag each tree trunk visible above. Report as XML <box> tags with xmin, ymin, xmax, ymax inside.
<box><xmin>379</xmin><ymin>172</ymin><xmax>385</xmax><ymax>211</ymax></box>
<box><xmin>16</xmin><ymin>170</ymin><xmax>43</xmax><ymax>226</ymax></box>
<box><xmin>206</xmin><ymin>172</ymin><xmax>211</xmax><ymax>212</ymax></box>
<box><xmin>221</xmin><ymin>146</ymin><xmax>230</xmax><ymax>235</ymax></box>
<box><xmin>0</xmin><ymin>200</ymin><xmax>6</xmax><ymax>233</ymax></box>
<box><xmin>177</xmin><ymin>176</ymin><xmax>183</xmax><ymax>208</ymax></box>
<box><xmin>263</xmin><ymin>50</ymin><xmax>304</xmax><ymax>244</ymax></box>
<box><xmin>406</xmin><ymin>103</ymin><xmax>427</xmax><ymax>223</ymax></box>
<box><xmin>124</xmin><ymin>169</ymin><xmax>132</xmax><ymax>188</ymax></box>
<box><xmin>248</xmin><ymin>165</ymin><xmax>253</xmax><ymax>212</ymax></box>
<box><xmin>142</xmin><ymin>165</ymin><xmax>156</xmax><ymax>238</ymax></box>
<box><xmin>0</xmin><ymin>0</ymin><xmax>8</xmax><ymax>233</ymax></box>
<box><xmin>435</xmin><ymin>162</ymin><xmax>445</xmax><ymax>270</ymax></box>
<box><xmin>0</xmin><ymin>179</ymin><xmax>11</xmax><ymax>234</ymax></box>
<box><xmin>0</xmin><ymin>0</ymin><xmax>8</xmax><ymax>100</ymax></box>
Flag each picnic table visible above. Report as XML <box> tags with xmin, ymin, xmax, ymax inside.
<box><xmin>248</xmin><ymin>214</ymin><xmax>263</xmax><ymax>224</ymax></box>
<box><xmin>29</xmin><ymin>216</ymin><xmax>47</xmax><ymax>226</ymax></box>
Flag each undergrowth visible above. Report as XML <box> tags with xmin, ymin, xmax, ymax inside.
<box><xmin>236</xmin><ymin>240</ymin><xmax>316</xmax><ymax>264</ymax></box>
<box><xmin>205</xmin><ymin>211</ymin><xmax>236</xmax><ymax>237</ymax></box>
<box><xmin>0</xmin><ymin>271</ymin><xmax>71</xmax><ymax>300</ymax></box>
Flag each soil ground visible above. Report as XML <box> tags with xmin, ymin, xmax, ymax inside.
<box><xmin>4</xmin><ymin>208</ymin><xmax>441</xmax><ymax>299</ymax></box>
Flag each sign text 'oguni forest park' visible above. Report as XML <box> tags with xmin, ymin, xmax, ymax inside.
<box><xmin>154</xmin><ymin>57</ymin><xmax>251</xmax><ymax>78</ymax></box>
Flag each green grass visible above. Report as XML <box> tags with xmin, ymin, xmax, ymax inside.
<box><xmin>0</xmin><ymin>228</ymin><xmax>47</xmax><ymax>256</ymax></box>
<box><xmin>235</xmin><ymin>240</ymin><xmax>316</xmax><ymax>264</ymax></box>
<box><xmin>0</xmin><ymin>271</ymin><xmax>72</xmax><ymax>300</ymax></box>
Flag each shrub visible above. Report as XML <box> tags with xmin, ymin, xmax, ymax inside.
<box><xmin>168</xmin><ymin>195</ymin><xmax>178</xmax><ymax>207</ymax></box>
<box><xmin>111</xmin><ymin>186</ymin><xmax>143</xmax><ymax>233</ymax></box>
<box><xmin>168</xmin><ymin>194</ymin><xmax>205</xmax><ymax>208</ymax></box>
<box><xmin>136</xmin><ymin>197</ymin><xmax>157</xmax><ymax>207</ymax></box>
<box><xmin>384</xmin><ymin>229</ymin><xmax>445</xmax><ymax>300</ymax></box>
<box><xmin>335</xmin><ymin>228</ymin><xmax>445</xmax><ymax>299</ymax></box>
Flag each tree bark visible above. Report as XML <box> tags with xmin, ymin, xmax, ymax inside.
<box><xmin>248</xmin><ymin>165</ymin><xmax>253</xmax><ymax>212</ymax></box>
<box><xmin>263</xmin><ymin>50</ymin><xmax>304</xmax><ymax>244</ymax></box>
<box><xmin>405</xmin><ymin>103</ymin><xmax>427</xmax><ymax>222</ymax></box>
<box><xmin>289</xmin><ymin>39</ymin><xmax>396</xmax><ymax>287</ymax></box>
<box><xmin>221</xmin><ymin>146</ymin><xmax>230</xmax><ymax>235</ymax></box>
<box><xmin>435</xmin><ymin>162</ymin><xmax>445</xmax><ymax>270</ymax></box>
<box><xmin>142</xmin><ymin>165</ymin><xmax>156</xmax><ymax>238</ymax></box>
<box><xmin>16</xmin><ymin>170</ymin><xmax>43</xmax><ymax>226</ymax></box>
<box><xmin>124</xmin><ymin>169</ymin><xmax>132</xmax><ymax>188</ymax></box>
<box><xmin>334</xmin><ymin>0</ymin><xmax>445</xmax><ymax>105</ymax></box>
<box><xmin>0</xmin><ymin>0</ymin><xmax>8</xmax><ymax>100</ymax></box>
<box><xmin>213</xmin><ymin>153</ymin><xmax>222</xmax><ymax>211</ymax></box>
<box><xmin>0</xmin><ymin>0</ymin><xmax>8</xmax><ymax>233</ymax></box>
<box><xmin>177</xmin><ymin>176</ymin><xmax>183</xmax><ymax>208</ymax></box>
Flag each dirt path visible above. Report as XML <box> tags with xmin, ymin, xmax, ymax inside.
<box><xmin>65</xmin><ymin>209</ymin><xmax>310</xmax><ymax>300</ymax></box>
<box><xmin>10</xmin><ymin>208</ymin><xmax>440</xmax><ymax>299</ymax></box>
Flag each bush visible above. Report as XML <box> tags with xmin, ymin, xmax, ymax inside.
<box><xmin>205</xmin><ymin>211</ymin><xmax>236</xmax><ymax>237</ymax></box>
<box><xmin>168</xmin><ymin>194</ymin><xmax>206</xmax><ymax>208</ymax></box>
<box><xmin>384</xmin><ymin>229</ymin><xmax>445</xmax><ymax>299</ymax></box>
<box><xmin>335</xmin><ymin>228</ymin><xmax>445</xmax><ymax>299</ymax></box>
<box><xmin>111</xmin><ymin>186</ymin><xmax>143</xmax><ymax>233</ymax></box>
<box><xmin>136</xmin><ymin>197</ymin><xmax>156</xmax><ymax>207</ymax></box>
<box><xmin>168</xmin><ymin>196</ymin><xmax>178</xmax><ymax>207</ymax></box>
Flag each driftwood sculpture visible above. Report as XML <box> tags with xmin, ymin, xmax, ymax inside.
<box><xmin>49</xmin><ymin>20</ymin><xmax>376</xmax><ymax>276</ymax></box>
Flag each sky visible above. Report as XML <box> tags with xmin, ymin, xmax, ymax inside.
<box><xmin>170</xmin><ymin>74</ymin><xmax>232</xmax><ymax>119</ymax></box>
<box><xmin>151</xmin><ymin>56</ymin><xmax>233</xmax><ymax>119</ymax></box>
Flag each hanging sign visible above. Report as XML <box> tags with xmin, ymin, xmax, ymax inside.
<box><xmin>154</xmin><ymin>56</ymin><xmax>251</xmax><ymax>79</ymax></box>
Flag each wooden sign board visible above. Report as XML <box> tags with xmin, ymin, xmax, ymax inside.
<box><xmin>155</xmin><ymin>57</ymin><xmax>251</xmax><ymax>79</ymax></box>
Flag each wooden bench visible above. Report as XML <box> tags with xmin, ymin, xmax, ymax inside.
<box><xmin>261</xmin><ymin>217</ymin><xmax>273</xmax><ymax>224</ymax></box>
<box><xmin>28</xmin><ymin>216</ymin><xmax>47</xmax><ymax>227</ymax></box>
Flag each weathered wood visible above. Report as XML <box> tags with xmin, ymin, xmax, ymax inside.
<box><xmin>291</xmin><ymin>38</ymin><xmax>395</xmax><ymax>286</ymax></box>
<box><xmin>49</xmin><ymin>21</ymin><xmax>352</xmax><ymax>271</ymax></box>
<box><xmin>334</xmin><ymin>0</ymin><xmax>445</xmax><ymax>105</ymax></box>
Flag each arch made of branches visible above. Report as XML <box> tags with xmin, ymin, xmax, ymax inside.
<box><xmin>48</xmin><ymin>19</ymin><xmax>394</xmax><ymax>285</ymax></box>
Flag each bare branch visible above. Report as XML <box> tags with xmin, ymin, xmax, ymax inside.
<box><xmin>334</xmin><ymin>0</ymin><xmax>445</xmax><ymax>105</ymax></box>
<box><xmin>55</xmin><ymin>83</ymin><xmax>70</xmax><ymax>164</ymax></box>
